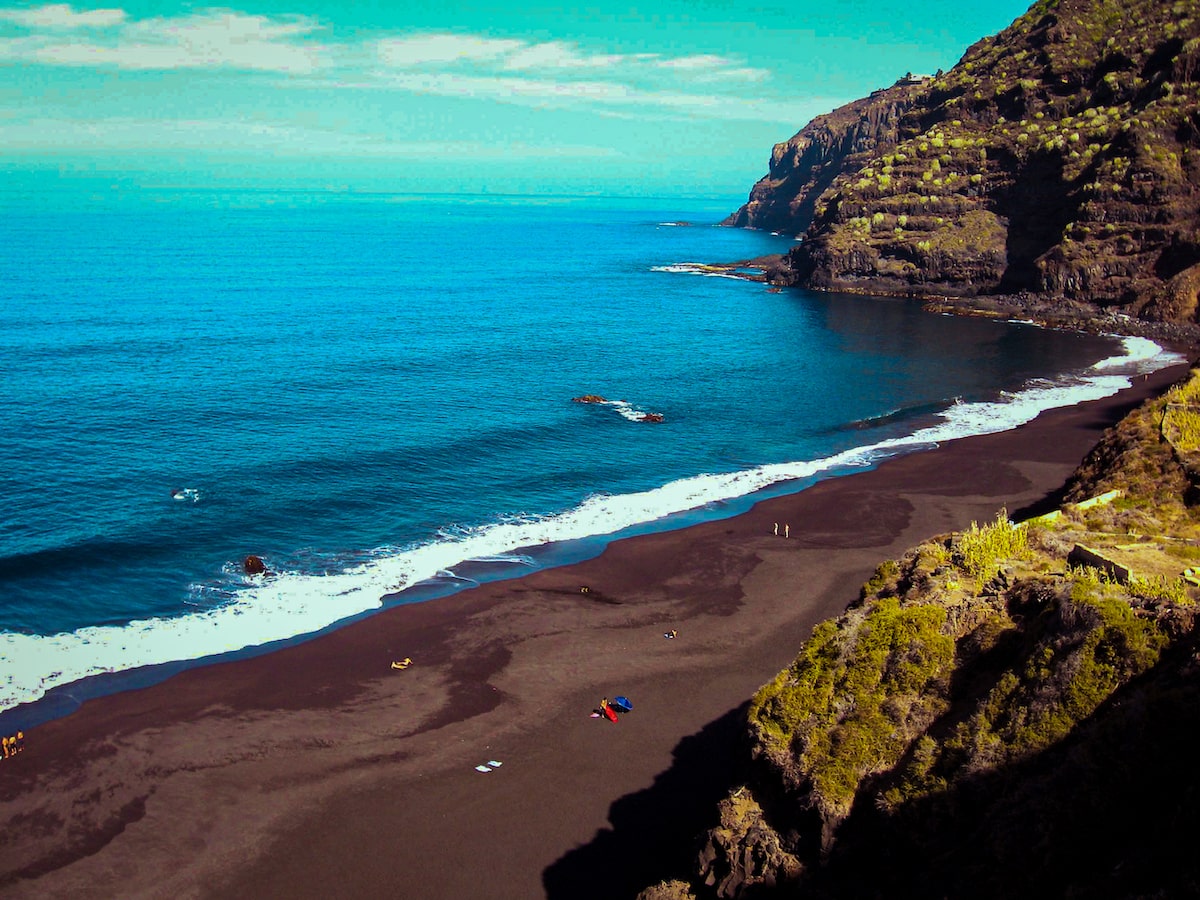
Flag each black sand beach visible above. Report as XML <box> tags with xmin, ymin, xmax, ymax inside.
<box><xmin>0</xmin><ymin>364</ymin><xmax>1187</xmax><ymax>899</ymax></box>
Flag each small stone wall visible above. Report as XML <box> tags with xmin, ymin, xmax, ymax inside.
<box><xmin>1068</xmin><ymin>544</ymin><xmax>1132</xmax><ymax>583</ymax></box>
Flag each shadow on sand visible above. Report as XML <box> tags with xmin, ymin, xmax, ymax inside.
<box><xmin>542</xmin><ymin>703</ymin><xmax>752</xmax><ymax>900</ymax></box>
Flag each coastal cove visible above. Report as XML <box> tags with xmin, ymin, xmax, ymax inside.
<box><xmin>0</xmin><ymin>362</ymin><xmax>1187</xmax><ymax>898</ymax></box>
<box><xmin>1</xmin><ymin>188</ymin><xmax>1194</xmax><ymax>898</ymax></box>
<box><xmin>0</xmin><ymin>322</ymin><xmax>1171</xmax><ymax>735</ymax></box>
<box><xmin>6</xmin><ymin>0</ymin><xmax>1200</xmax><ymax>892</ymax></box>
<box><xmin>0</xmin><ymin>191</ymin><xmax>1156</xmax><ymax>722</ymax></box>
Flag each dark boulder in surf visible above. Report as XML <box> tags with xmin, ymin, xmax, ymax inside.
<box><xmin>243</xmin><ymin>555</ymin><xmax>268</xmax><ymax>576</ymax></box>
<box><xmin>573</xmin><ymin>395</ymin><xmax>608</xmax><ymax>404</ymax></box>
<box><xmin>639</xmin><ymin>413</ymin><xmax>665</xmax><ymax>423</ymax></box>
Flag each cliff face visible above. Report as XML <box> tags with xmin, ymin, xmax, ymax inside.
<box><xmin>727</xmin><ymin>0</ymin><xmax>1200</xmax><ymax>323</ymax></box>
<box><xmin>640</xmin><ymin>369</ymin><xmax>1200</xmax><ymax>899</ymax></box>
<box><xmin>721</xmin><ymin>84</ymin><xmax>930</xmax><ymax>236</ymax></box>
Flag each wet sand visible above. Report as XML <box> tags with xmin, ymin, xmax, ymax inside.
<box><xmin>0</xmin><ymin>364</ymin><xmax>1187</xmax><ymax>900</ymax></box>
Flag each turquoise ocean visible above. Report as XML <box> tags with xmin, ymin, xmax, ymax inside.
<box><xmin>0</xmin><ymin>189</ymin><xmax>1180</xmax><ymax>726</ymax></box>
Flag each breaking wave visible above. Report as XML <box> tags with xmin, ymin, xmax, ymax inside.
<box><xmin>650</xmin><ymin>263</ymin><xmax>745</xmax><ymax>280</ymax></box>
<box><xmin>0</xmin><ymin>337</ymin><xmax>1183</xmax><ymax>713</ymax></box>
<box><xmin>590</xmin><ymin>399</ymin><xmax>663</xmax><ymax>423</ymax></box>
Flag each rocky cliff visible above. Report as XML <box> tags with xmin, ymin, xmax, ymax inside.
<box><xmin>727</xmin><ymin>0</ymin><xmax>1200</xmax><ymax>325</ymax></box>
<box><xmin>639</xmin><ymin>369</ymin><xmax>1200</xmax><ymax>899</ymax></box>
<box><xmin>721</xmin><ymin>82</ymin><xmax>932</xmax><ymax>236</ymax></box>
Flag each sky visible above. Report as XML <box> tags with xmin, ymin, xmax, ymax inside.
<box><xmin>0</xmin><ymin>1</ymin><xmax>1035</xmax><ymax>196</ymax></box>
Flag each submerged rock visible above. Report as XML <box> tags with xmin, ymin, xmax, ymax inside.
<box><xmin>243</xmin><ymin>555</ymin><xmax>267</xmax><ymax>576</ymax></box>
<box><xmin>572</xmin><ymin>395</ymin><xmax>608</xmax><ymax>404</ymax></box>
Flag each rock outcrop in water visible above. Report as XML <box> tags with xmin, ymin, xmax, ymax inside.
<box><xmin>726</xmin><ymin>0</ymin><xmax>1200</xmax><ymax>329</ymax></box>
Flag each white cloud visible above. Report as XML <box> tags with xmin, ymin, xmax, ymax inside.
<box><xmin>373</xmin><ymin>32</ymin><xmax>766</xmax><ymax>80</ymax></box>
<box><xmin>374</xmin><ymin>34</ymin><xmax>634</xmax><ymax>72</ymax></box>
<box><xmin>500</xmin><ymin>40</ymin><xmax>627</xmax><ymax>70</ymax></box>
<box><xmin>1</xmin><ymin>12</ymin><xmax>786</xmax><ymax>122</ymax></box>
<box><xmin>656</xmin><ymin>53</ymin><xmax>735</xmax><ymax>70</ymax></box>
<box><xmin>2</xmin><ymin>11</ymin><xmax>770</xmax><ymax>88</ymax></box>
<box><xmin>0</xmin><ymin>3</ymin><xmax>125</xmax><ymax>28</ymax></box>
<box><xmin>375</xmin><ymin>33</ymin><xmax>522</xmax><ymax>67</ymax></box>
<box><xmin>367</xmin><ymin>70</ymin><xmax>802</xmax><ymax>122</ymax></box>
<box><xmin>1</xmin><ymin>7</ymin><xmax>326</xmax><ymax>72</ymax></box>
<box><xmin>717</xmin><ymin>67</ymin><xmax>769</xmax><ymax>81</ymax></box>
<box><xmin>656</xmin><ymin>53</ymin><xmax>770</xmax><ymax>81</ymax></box>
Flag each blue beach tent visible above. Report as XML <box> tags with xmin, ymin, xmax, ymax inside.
<box><xmin>613</xmin><ymin>696</ymin><xmax>633</xmax><ymax>713</ymax></box>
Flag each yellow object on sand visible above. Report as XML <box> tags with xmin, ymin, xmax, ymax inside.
<box><xmin>391</xmin><ymin>657</ymin><xmax>412</xmax><ymax>670</ymax></box>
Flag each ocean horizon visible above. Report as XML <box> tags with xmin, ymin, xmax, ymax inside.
<box><xmin>0</xmin><ymin>188</ymin><xmax>1183</xmax><ymax>725</ymax></box>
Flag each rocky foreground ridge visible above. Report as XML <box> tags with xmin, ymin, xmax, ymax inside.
<box><xmin>639</xmin><ymin>367</ymin><xmax>1200</xmax><ymax>898</ymax></box>
<box><xmin>726</xmin><ymin>0</ymin><xmax>1200</xmax><ymax>330</ymax></box>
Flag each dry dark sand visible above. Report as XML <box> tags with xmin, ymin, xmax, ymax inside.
<box><xmin>0</xmin><ymin>365</ymin><xmax>1187</xmax><ymax>899</ymax></box>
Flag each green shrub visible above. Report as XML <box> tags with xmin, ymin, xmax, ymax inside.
<box><xmin>1164</xmin><ymin>404</ymin><xmax>1200</xmax><ymax>450</ymax></box>
<box><xmin>956</xmin><ymin>511</ymin><xmax>1029</xmax><ymax>585</ymax></box>
<box><xmin>1127</xmin><ymin>573</ymin><xmax>1192</xmax><ymax>605</ymax></box>
<box><xmin>862</xmin><ymin>559</ymin><xmax>900</xmax><ymax>597</ymax></box>
<box><xmin>1165</xmin><ymin>543</ymin><xmax>1200</xmax><ymax>563</ymax></box>
<box><xmin>749</xmin><ymin>599</ymin><xmax>954</xmax><ymax>818</ymax></box>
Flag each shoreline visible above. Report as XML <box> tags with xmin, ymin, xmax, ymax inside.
<box><xmin>1</xmin><ymin>334</ymin><xmax>1177</xmax><ymax>724</ymax></box>
<box><xmin>0</xmin><ymin>362</ymin><xmax>1190</xmax><ymax>898</ymax></box>
<box><xmin>703</xmin><ymin>250</ymin><xmax>1200</xmax><ymax>348</ymax></box>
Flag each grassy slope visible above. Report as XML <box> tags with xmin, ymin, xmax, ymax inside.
<box><xmin>642</xmin><ymin>371</ymin><xmax>1200</xmax><ymax>899</ymax></box>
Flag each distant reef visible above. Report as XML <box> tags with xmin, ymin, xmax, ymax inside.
<box><xmin>724</xmin><ymin>0</ymin><xmax>1200</xmax><ymax>337</ymax></box>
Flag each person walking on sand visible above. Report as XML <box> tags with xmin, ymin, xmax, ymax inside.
<box><xmin>785</xmin><ymin>524</ymin><xmax>790</xmax><ymax>538</ymax></box>
<box><xmin>773</xmin><ymin>522</ymin><xmax>778</xmax><ymax>536</ymax></box>
<box><xmin>15</xmin><ymin>732</ymin><xmax>23</xmax><ymax>754</ymax></box>
<box><xmin>1</xmin><ymin>736</ymin><xmax>9</xmax><ymax>758</ymax></box>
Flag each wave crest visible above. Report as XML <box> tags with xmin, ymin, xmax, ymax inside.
<box><xmin>0</xmin><ymin>337</ymin><xmax>1184</xmax><ymax>713</ymax></box>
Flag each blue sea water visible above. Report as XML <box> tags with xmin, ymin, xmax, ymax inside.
<box><xmin>0</xmin><ymin>189</ymin><xmax>1180</xmax><ymax>718</ymax></box>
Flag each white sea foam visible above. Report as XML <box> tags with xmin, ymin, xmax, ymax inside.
<box><xmin>650</xmin><ymin>263</ymin><xmax>744</xmax><ymax>280</ymax></box>
<box><xmin>599</xmin><ymin>399</ymin><xmax>663</xmax><ymax>423</ymax></box>
<box><xmin>0</xmin><ymin>337</ymin><xmax>1185</xmax><ymax>713</ymax></box>
<box><xmin>1090</xmin><ymin>335</ymin><xmax>1167</xmax><ymax>370</ymax></box>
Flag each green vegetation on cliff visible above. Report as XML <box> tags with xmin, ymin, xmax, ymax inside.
<box><xmin>750</xmin><ymin>599</ymin><xmax>954</xmax><ymax>821</ymax></box>
<box><xmin>641</xmin><ymin>371</ymin><xmax>1200</xmax><ymax>899</ymax></box>
<box><xmin>750</xmin><ymin>504</ymin><xmax>1180</xmax><ymax>826</ymax></box>
<box><xmin>729</xmin><ymin>0</ymin><xmax>1200</xmax><ymax>327</ymax></box>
